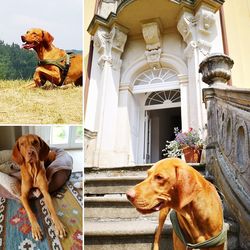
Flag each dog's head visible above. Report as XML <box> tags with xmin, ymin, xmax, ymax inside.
<box><xmin>21</xmin><ymin>28</ymin><xmax>54</xmax><ymax>50</ymax></box>
<box><xmin>126</xmin><ymin>158</ymin><xmax>202</xmax><ymax>214</ymax></box>
<box><xmin>12</xmin><ymin>134</ymin><xmax>50</xmax><ymax>166</ymax></box>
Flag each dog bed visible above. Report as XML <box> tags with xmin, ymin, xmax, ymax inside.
<box><xmin>0</xmin><ymin>148</ymin><xmax>73</xmax><ymax>200</ymax></box>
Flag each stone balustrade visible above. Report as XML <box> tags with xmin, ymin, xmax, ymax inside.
<box><xmin>201</xmin><ymin>54</ymin><xmax>250</xmax><ymax>250</ymax></box>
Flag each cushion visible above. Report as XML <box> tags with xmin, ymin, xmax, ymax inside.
<box><xmin>0</xmin><ymin>161</ymin><xmax>19</xmax><ymax>175</ymax></box>
<box><xmin>0</xmin><ymin>172</ymin><xmax>21</xmax><ymax>200</ymax></box>
<box><xmin>0</xmin><ymin>150</ymin><xmax>12</xmax><ymax>164</ymax></box>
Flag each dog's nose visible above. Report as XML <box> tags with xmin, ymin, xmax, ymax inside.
<box><xmin>126</xmin><ymin>189</ymin><xmax>136</xmax><ymax>202</ymax></box>
<box><xmin>21</xmin><ymin>35</ymin><xmax>25</xmax><ymax>42</ymax></box>
<box><xmin>27</xmin><ymin>149</ymin><xmax>33</xmax><ymax>156</ymax></box>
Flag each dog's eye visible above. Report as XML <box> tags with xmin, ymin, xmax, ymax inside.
<box><xmin>32</xmin><ymin>140</ymin><xmax>39</xmax><ymax>146</ymax></box>
<box><xmin>155</xmin><ymin>174</ymin><xmax>164</xmax><ymax>182</ymax></box>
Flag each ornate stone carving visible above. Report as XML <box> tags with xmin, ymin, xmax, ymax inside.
<box><xmin>142</xmin><ymin>22</ymin><xmax>161</xmax><ymax>51</ymax></box>
<box><xmin>177</xmin><ymin>8</ymin><xmax>216</xmax><ymax>58</ymax></box>
<box><xmin>183</xmin><ymin>41</ymin><xmax>197</xmax><ymax>58</ymax></box>
<box><xmin>199</xmin><ymin>54</ymin><xmax>234</xmax><ymax>85</ymax></box>
<box><xmin>145</xmin><ymin>49</ymin><xmax>162</xmax><ymax>69</ymax></box>
<box><xmin>98</xmin><ymin>0</ymin><xmax>118</xmax><ymax>18</ymax></box>
<box><xmin>142</xmin><ymin>21</ymin><xmax>162</xmax><ymax>69</ymax></box>
<box><xmin>197</xmin><ymin>39</ymin><xmax>212</xmax><ymax>56</ymax></box>
<box><xmin>93</xmin><ymin>25</ymin><xmax>128</xmax><ymax>70</ymax></box>
<box><xmin>177</xmin><ymin>12</ymin><xmax>195</xmax><ymax>43</ymax></box>
<box><xmin>94</xmin><ymin>27</ymin><xmax>112</xmax><ymax>66</ymax></box>
<box><xmin>196</xmin><ymin>7</ymin><xmax>216</xmax><ymax>35</ymax></box>
<box><xmin>184</xmin><ymin>39</ymin><xmax>212</xmax><ymax>58</ymax></box>
<box><xmin>110</xmin><ymin>25</ymin><xmax>127</xmax><ymax>52</ymax></box>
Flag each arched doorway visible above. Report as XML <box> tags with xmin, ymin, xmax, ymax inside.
<box><xmin>131</xmin><ymin>67</ymin><xmax>182</xmax><ymax>164</ymax></box>
<box><xmin>143</xmin><ymin>89</ymin><xmax>181</xmax><ymax>163</ymax></box>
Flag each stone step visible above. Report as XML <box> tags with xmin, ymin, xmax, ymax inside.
<box><xmin>84</xmin><ymin>163</ymin><xmax>207</xmax><ymax>195</ymax></box>
<box><xmin>85</xmin><ymin>175</ymin><xmax>145</xmax><ymax>195</ymax></box>
<box><xmin>85</xmin><ymin>163</ymin><xmax>206</xmax><ymax>177</ymax></box>
<box><xmin>84</xmin><ymin>218</ymin><xmax>173</xmax><ymax>250</ymax></box>
<box><xmin>85</xmin><ymin>194</ymin><xmax>158</xmax><ymax>220</ymax></box>
<box><xmin>84</xmin><ymin>164</ymin><xmax>153</xmax><ymax>177</ymax></box>
<box><xmin>84</xmin><ymin>217</ymin><xmax>238</xmax><ymax>250</ymax></box>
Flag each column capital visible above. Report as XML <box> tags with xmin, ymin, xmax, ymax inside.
<box><xmin>195</xmin><ymin>5</ymin><xmax>216</xmax><ymax>37</ymax></box>
<box><xmin>177</xmin><ymin>6</ymin><xmax>216</xmax><ymax>59</ymax></box>
<box><xmin>177</xmin><ymin>11</ymin><xmax>195</xmax><ymax>44</ymax></box>
<box><xmin>93</xmin><ymin>24</ymin><xmax>128</xmax><ymax>69</ymax></box>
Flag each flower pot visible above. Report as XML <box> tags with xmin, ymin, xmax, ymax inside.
<box><xmin>182</xmin><ymin>147</ymin><xmax>202</xmax><ymax>163</ymax></box>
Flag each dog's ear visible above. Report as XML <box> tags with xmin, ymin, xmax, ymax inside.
<box><xmin>174</xmin><ymin>163</ymin><xmax>200</xmax><ymax>209</ymax></box>
<box><xmin>12</xmin><ymin>141</ymin><xmax>24</xmax><ymax>166</ymax></box>
<box><xmin>42</xmin><ymin>31</ymin><xmax>54</xmax><ymax>47</ymax></box>
<box><xmin>38</xmin><ymin>136</ymin><xmax>50</xmax><ymax>161</ymax></box>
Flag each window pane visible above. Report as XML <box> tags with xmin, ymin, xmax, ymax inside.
<box><xmin>74</xmin><ymin>126</ymin><xmax>83</xmax><ymax>144</ymax></box>
<box><xmin>51</xmin><ymin>126</ymin><xmax>69</xmax><ymax>144</ymax></box>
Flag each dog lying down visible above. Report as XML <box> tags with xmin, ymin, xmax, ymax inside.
<box><xmin>12</xmin><ymin>134</ymin><xmax>67</xmax><ymax>240</ymax></box>
<box><xmin>21</xmin><ymin>28</ymin><xmax>82</xmax><ymax>89</ymax></box>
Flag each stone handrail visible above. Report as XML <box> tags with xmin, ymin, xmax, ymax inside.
<box><xmin>201</xmin><ymin>54</ymin><xmax>250</xmax><ymax>249</ymax></box>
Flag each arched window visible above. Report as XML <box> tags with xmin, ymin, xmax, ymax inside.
<box><xmin>145</xmin><ymin>89</ymin><xmax>181</xmax><ymax>106</ymax></box>
<box><xmin>133</xmin><ymin>68</ymin><xmax>179</xmax><ymax>93</ymax></box>
<box><xmin>134</xmin><ymin>68</ymin><xmax>178</xmax><ymax>86</ymax></box>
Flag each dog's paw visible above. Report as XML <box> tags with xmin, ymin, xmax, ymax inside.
<box><xmin>54</xmin><ymin>221</ymin><xmax>67</xmax><ymax>238</ymax></box>
<box><xmin>31</xmin><ymin>222</ymin><xmax>43</xmax><ymax>241</ymax></box>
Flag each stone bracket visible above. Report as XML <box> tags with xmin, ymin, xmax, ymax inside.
<box><xmin>145</xmin><ymin>49</ymin><xmax>162</xmax><ymax>69</ymax></box>
<box><xmin>141</xmin><ymin>21</ymin><xmax>162</xmax><ymax>69</ymax></box>
<box><xmin>177</xmin><ymin>6</ymin><xmax>216</xmax><ymax>58</ymax></box>
<box><xmin>94</xmin><ymin>24</ymin><xmax>128</xmax><ymax>70</ymax></box>
<box><xmin>142</xmin><ymin>21</ymin><xmax>161</xmax><ymax>50</ymax></box>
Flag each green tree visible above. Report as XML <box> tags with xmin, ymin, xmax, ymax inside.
<box><xmin>0</xmin><ymin>40</ymin><xmax>37</xmax><ymax>80</ymax></box>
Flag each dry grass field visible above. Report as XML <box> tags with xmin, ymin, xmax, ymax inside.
<box><xmin>0</xmin><ymin>80</ymin><xmax>82</xmax><ymax>124</ymax></box>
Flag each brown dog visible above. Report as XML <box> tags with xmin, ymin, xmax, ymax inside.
<box><xmin>127</xmin><ymin>158</ymin><xmax>225</xmax><ymax>250</ymax></box>
<box><xmin>21</xmin><ymin>28</ymin><xmax>82</xmax><ymax>88</ymax></box>
<box><xmin>12</xmin><ymin>134</ymin><xmax>66</xmax><ymax>241</ymax></box>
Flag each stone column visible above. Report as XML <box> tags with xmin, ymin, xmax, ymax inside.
<box><xmin>114</xmin><ymin>85</ymin><xmax>137</xmax><ymax>165</ymax></box>
<box><xmin>93</xmin><ymin>24</ymin><xmax>128</xmax><ymax>167</ymax></box>
<box><xmin>177</xmin><ymin>5</ymin><xmax>217</xmax><ymax>130</ymax></box>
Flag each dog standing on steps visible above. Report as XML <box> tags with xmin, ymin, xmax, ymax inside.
<box><xmin>127</xmin><ymin>158</ymin><xmax>227</xmax><ymax>250</ymax></box>
<box><xmin>21</xmin><ymin>28</ymin><xmax>82</xmax><ymax>88</ymax></box>
<box><xmin>12</xmin><ymin>134</ymin><xmax>66</xmax><ymax>241</ymax></box>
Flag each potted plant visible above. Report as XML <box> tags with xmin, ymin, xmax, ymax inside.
<box><xmin>162</xmin><ymin>127</ymin><xmax>204</xmax><ymax>163</ymax></box>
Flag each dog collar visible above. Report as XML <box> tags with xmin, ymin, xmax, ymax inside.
<box><xmin>170</xmin><ymin>210</ymin><xmax>227</xmax><ymax>249</ymax></box>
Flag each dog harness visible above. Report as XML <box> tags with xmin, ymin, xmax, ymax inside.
<box><xmin>170</xmin><ymin>210</ymin><xmax>227</xmax><ymax>249</ymax></box>
<box><xmin>37</xmin><ymin>52</ymin><xmax>73</xmax><ymax>85</ymax></box>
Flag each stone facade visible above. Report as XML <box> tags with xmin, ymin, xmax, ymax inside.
<box><xmin>85</xmin><ymin>0</ymin><xmax>224</xmax><ymax>167</ymax></box>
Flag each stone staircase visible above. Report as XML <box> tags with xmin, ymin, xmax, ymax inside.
<box><xmin>84</xmin><ymin>164</ymin><xmax>239</xmax><ymax>250</ymax></box>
